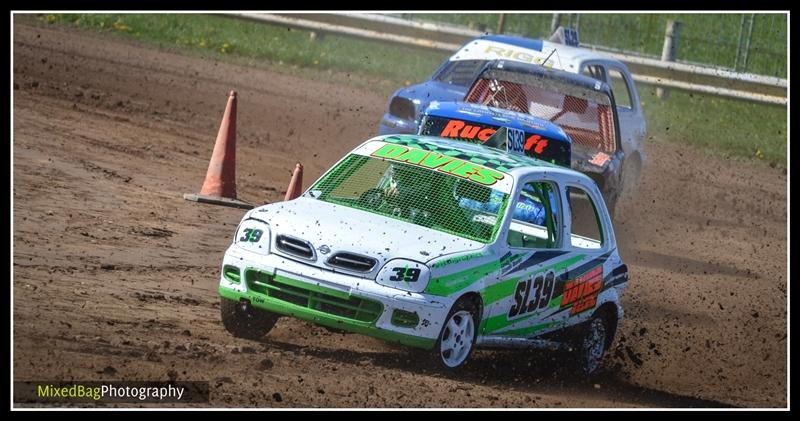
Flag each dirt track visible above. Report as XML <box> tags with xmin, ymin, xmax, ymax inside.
<box><xmin>12</xmin><ymin>20</ymin><xmax>787</xmax><ymax>408</ymax></box>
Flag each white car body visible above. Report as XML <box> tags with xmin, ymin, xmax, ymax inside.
<box><xmin>219</xmin><ymin>134</ymin><xmax>629</xmax><ymax>369</ymax></box>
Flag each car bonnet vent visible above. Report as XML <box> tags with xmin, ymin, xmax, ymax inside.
<box><xmin>275</xmin><ymin>235</ymin><xmax>314</xmax><ymax>259</ymax></box>
<box><xmin>327</xmin><ymin>252</ymin><xmax>377</xmax><ymax>272</ymax></box>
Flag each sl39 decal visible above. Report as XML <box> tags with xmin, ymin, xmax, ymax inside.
<box><xmin>507</xmin><ymin>265</ymin><xmax>606</xmax><ymax>319</ymax></box>
<box><xmin>508</xmin><ymin>270</ymin><xmax>556</xmax><ymax>318</ymax></box>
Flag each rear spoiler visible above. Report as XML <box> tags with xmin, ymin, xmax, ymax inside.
<box><xmin>418</xmin><ymin>101</ymin><xmax>572</xmax><ymax>167</ymax></box>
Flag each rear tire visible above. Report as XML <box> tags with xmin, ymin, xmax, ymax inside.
<box><xmin>220</xmin><ymin>298</ymin><xmax>279</xmax><ymax>340</ymax></box>
<box><xmin>572</xmin><ymin>314</ymin><xmax>609</xmax><ymax>377</ymax></box>
<box><xmin>432</xmin><ymin>299</ymin><xmax>479</xmax><ymax>370</ymax></box>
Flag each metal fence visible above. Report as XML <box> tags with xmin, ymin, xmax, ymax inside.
<box><xmin>398</xmin><ymin>13</ymin><xmax>787</xmax><ymax>78</ymax></box>
<box><xmin>231</xmin><ymin>13</ymin><xmax>786</xmax><ymax>105</ymax></box>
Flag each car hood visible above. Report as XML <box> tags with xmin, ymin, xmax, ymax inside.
<box><xmin>247</xmin><ymin>197</ymin><xmax>485</xmax><ymax>277</ymax></box>
<box><xmin>395</xmin><ymin>80</ymin><xmax>468</xmax><ymax>117</ymax></box>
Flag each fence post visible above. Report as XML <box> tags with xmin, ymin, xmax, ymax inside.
<box><xmin>497</xmin><ymin>13</ymin><xmax>506</xmax><ymax>34</ymax></box>
<box><xmin>742</xmin><ymin>14</ymin><xmax>755</xmax><ymax>73</ymax></box>
<box><xmin>656</xmin><ymin>20</ymin><xmax>682</xmax><ymax>99</ymax></box>
<box><xmin>734</xmin><ymin>14</ymin><xmax>746</xmax><ymax>71</ymax></box>
<box><xmin>551</xmin><ymin>13</ymin><xmax>562</xmax><ymax>34</ymax></box>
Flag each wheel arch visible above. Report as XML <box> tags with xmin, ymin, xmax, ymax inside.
<box><xmin>455</xmin><ymin>291</ymin><xmax>484</xmax><ymax>323</ymax></box>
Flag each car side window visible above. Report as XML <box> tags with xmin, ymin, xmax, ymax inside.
<box><xmin>506</xmin><ymin>181</ymin><xmax>560</xmax><ymax>249</ymax></box>
<box><xmin>567</xmin><ymin>186</ymin><xmax>604</xmax><ymax>249</ymax></box>
<box><xmin>581</xmin><ymin>64</ymin><xmax>607</xmax><ymax>83</ymax></box>
<box><xmin>608</xmin><ymin>68</ymin><xmax>633</xmax><ymax>110</ymax></box>
<box><xmin>433</xmin><ymin>60</ymin><xmax>488</xmax><ymax>87</ymax></box>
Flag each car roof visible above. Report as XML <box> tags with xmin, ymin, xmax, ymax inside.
<box><xmin>423</xmin><ymin>101</ymin><xmax>571</xmax><ymax>142</ymax></box>
<box><xmin>366</xmin><ymin>134</ymin><xmax>593</xmax><ymax>181</ymax></box>
<box><xmin>450</xmin><ymin>35</ymin><xmax>620</xmax><ymax>73</ymax></box>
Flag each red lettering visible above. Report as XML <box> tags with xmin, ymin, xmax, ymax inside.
<box><xmin>524</xmin><ymin>134</ymin><xmax>540</xmax><ymax>151</ymax></box>
<box><xmin>440</xmin><ymin>120</ymin><xmax>465</xmax><ymax>138</ymax></box>
<box><xmin>461</xmin><ymin>125</ymin><xmax>480</xmax><ymax>139</ymax></box>
<box><xmin>571</xmin><ymin>295</ymin><xmax>598</xmax><ymax>315</ymax></box>
<box><xmin>524</xmin><ymin>134</ymin><xmax>552</xmax><ymax>154</ymax></box>
<box><xmin>534</xmin><ymin>138</ymin><xmax>549</xmax><ymax>154</ymax></box>
<box><xmin>477</xmin><ymin>128</ymin><xmax>496</xmax><ymax>141</ymax></box>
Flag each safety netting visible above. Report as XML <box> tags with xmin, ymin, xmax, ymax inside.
<box><xmin>308</xmin><ymin>154</ymin><xmax>510</xmax><ymax>244</ymax></box>
<box><xmin>465</xmin><ymin>73</ymin><xmax>616</xmax><ymax>154</ymax></box>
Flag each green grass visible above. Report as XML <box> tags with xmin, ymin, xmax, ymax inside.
<box><xmin>638</xmin><ymin>84</ymin><xmax>786</xmax><ymax>166</ymax></box>
<box><xmin>38</xmin><ymin>13</ymin><xmax>448</xmax><ymax>87</ymax></box>
<box><xmin>33</xmin><ymin>13</ymin><xmax>786</xmax><ymax>167</ymax></box>
<box><xmin>403</xmin><ymin>13</ymin><xmax>787</xmax><ymax>78</ymax></box>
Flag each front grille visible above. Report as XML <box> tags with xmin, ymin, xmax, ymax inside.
<box><xmin>275</xmin><ymin>235</ymin><xmax>314</xmax><ymax>260</ymax></box>
<box><xmin>245</xmin><ymin>269</ymin><xmax>382</xmax><ymax>323</ymax></box>
<box><xmin>326</xmin><ymin>252</ymin><xmax>377</xmax><ymax>273</ymax></box>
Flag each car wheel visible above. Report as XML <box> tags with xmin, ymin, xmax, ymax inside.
<box><xmin>574</xmin><ymin>315</ymin><xmax>608</xmax><ymax>376</ymax></box>
<box><xmin>433</xmin><ymin>299</ymin><xmax>478</xmax><ymax>370</ymax></box>
<box><xmin>220</xmin><ymin>298</ymin><xmax>279</xmax><ymax>340</ymax></box>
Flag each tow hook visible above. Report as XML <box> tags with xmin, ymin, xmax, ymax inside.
<box><xmin>238</xmin><ymin>299</ymin><xmax>252</xmax><ymax>313</ymax></box>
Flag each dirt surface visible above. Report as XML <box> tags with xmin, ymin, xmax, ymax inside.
<box><xmin>12</xmin><ymin>21</ymin><xmax>787</xmax><ymax>408</ymax></box>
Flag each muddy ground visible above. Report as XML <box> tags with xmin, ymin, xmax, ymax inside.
<box><xmin>12</xmin><ymin>20</ymin><xmax>787</xmax><ymax>408</ymax></box>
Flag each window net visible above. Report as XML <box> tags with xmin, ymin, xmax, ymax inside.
<box><xmin>308</xmin><ymin>154</ymin><xmax>510</xmax><ymax>244</ymax></box>
<box><xmin>465</xmin><ymin>77</ymin><xmax>616</xmax><ymax>154</ymax></box>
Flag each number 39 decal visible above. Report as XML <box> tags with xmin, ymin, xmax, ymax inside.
<box><xmin>239</xmin><ymin>228</ymin><xmax>264</xmax><ymax>243</ymax></box>
<box><xmin>389</xmin><ymin>267</ymin><xmax>421</xmax><ymax>282</ymax></box>
<box><xmin>508</xmin><ymin>270</ymin><xmax>556</xmax><ymax>318</ymax></box>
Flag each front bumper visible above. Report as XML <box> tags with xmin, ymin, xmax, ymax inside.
<box><xmin>218</xmin><ymin>246</ymin><xmax>449</xmax><ymax>350</ymax></box>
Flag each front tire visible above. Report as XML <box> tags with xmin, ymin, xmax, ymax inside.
<box><xmin>220</xmin><ymin>298</ymin><xmax>279</xmax><ymax>340</ymax></box>
<box><xmin>432</xmin><ymin>299</ymin><xmax>479</xmax><ymax>370</ymax></box>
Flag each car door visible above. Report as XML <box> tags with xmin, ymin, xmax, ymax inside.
<box><xmin>557</xmin><ymin>181</ymin><xmax>614</xmax><ymax>327</ymax></box>
<box><xmin>605</xmin><ymin>64</ymin><xmax>645</xmax><ymax>157</ymax></box>
<box><xmin>581</xmin><ymin>61</ymin><xmax>640</xmax><ymax>155</ymax></box>
<box><xmin>481</xmin><ymin>177</ymin><xmax>584</xmax><ymax>340</ymax></box>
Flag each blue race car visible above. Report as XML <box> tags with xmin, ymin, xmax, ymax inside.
<box><xmin>378</xmin><ymin>32</ymin><xmax>647</xmax><ymax>214</ymax></box>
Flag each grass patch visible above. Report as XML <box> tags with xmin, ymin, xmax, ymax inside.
<box><xmin>639</xmin><ymin>84</ymin><xmax>786</xmax><ymax>167</ymax></box>
<box><xmin>32</xmin><ymin>13</ymin><xmax>786</xmax><ymax>167</ymax></box>
<box><xmin>37</xmin><ymin>13</ymin><xmax>447</xmax><ymax>86</ymax></box>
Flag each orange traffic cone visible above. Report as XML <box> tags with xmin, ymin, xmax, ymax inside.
<box><xmin>284</xmin><ymin>163</ymin><xmax>304</xmax><ymax>201</ymax></box>
<box><xmin>183</xmin><ymin>91</ymin><xmax>253</xmax><ymax>209</ymax></box>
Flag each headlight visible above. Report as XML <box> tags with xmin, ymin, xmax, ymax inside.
<box><xmin>233</xmin><ymin>218</ymin><xmax>271</xmax><ymax>255</ymax></box>
<box><xmin>389</xmin><ymin>97</ymin><xmax>416</xmax><ymax>121</ymax></box>
<box><xmin>376</xmin><ymin>259</ymin><xmax>430</xmax><ymax>293</ymax></box>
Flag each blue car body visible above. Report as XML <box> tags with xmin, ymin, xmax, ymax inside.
<box><xmin>418</xmin><ymin>101</ymin><xmax>572</xmax><ymax>167</ymax></box>
<box><xmin>378</xmin><ymin>35</ymin><xmax>561</xmax><ymax>136</ymax></box>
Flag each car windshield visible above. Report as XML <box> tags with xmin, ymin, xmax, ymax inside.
<box><xmin>307</xmin><ymin>153</ymin><xmax>510</xmax><ymax>243</ymax></box>
<box><xmin>465</xmin><ymin>72</ymin><xmax>617</xmax><ymax>153</ymax></box>
<box><xmin>433</xmin><ymin>60</ymin><xmax>488</xmax><ymax>86</ymax></box>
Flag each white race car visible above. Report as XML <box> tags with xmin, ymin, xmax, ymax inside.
<box><xmin>218</xmin><ymin>133</ymin><xmax>629</xmax><ymax>374</ymax></box>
